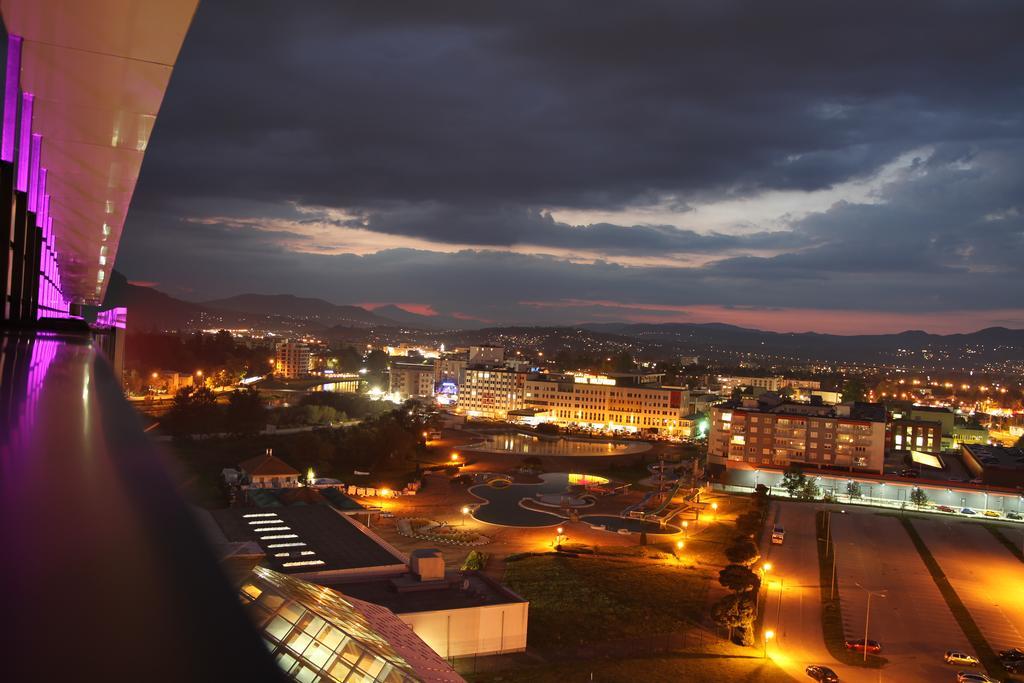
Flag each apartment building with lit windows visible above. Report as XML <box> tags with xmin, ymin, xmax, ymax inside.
<box><xmin>458</xmin><ymin>366</ymin><xmax>529</xmax><ymax>419</ymax></box>
<box><xmin>887</xmin><ymin>417</ymin><xmax>942</xmax><ymax>454</ymax></box>
<box><xmin>274</xmin><ymin>340</ymin><xmax>312</xmax><ymax>379</ymax></box>
<box><xmin>708</xmin><ymin>394</ymin><xmax>886</xmax><ymax>473</ymax></box>
<box><xmin>388</xmin><ymin>358</ymin><xmax>436</xmax><ymax>398</ymax></box>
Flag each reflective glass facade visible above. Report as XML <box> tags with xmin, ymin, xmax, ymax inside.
<box><xmin>239</xmin><ymin>567</ymin><xmax>421</xmax><ymax>683</ymax></box>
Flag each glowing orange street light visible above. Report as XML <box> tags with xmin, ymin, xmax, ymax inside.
<box><xmin>763</xmin><ymin>629</ymin><xmax>775</xmax><ymax>658</ymax></box>
<box><xmin>461</xmin><ymin>505</ymin><xmax>470</xmax><ymax>525</ymax></box>
<box><xmin>450</xmin><ymin>452</ymin><xmax>460</xmax><ymax>462</ymax></box>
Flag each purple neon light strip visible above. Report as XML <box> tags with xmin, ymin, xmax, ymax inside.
<box><xmin>2</xmin><ymin>36</ymin><xmax>22</xmax><ymax>162</ymax></box>
<box><xmin>16</xmin><ymin>92</ymin><xmax>32</xmax><ymax>191</ymax></box>
<box><xmin>28</xmin><ymin>133</ymin><xmax>41</xmax><ymax>211</ymax></box>
<box><xmin>40</xmin><ymin>192</ymin><xmax>50</xmax><ymax>229</ymax></box>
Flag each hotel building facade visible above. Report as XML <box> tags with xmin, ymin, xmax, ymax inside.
<box><xmin>708</xmin><ymin>394</ymin><xmax>886</xmax><ymax>473</ymax></box>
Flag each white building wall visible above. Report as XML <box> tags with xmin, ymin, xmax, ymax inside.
<box><xmin>398</xmin><ymin>602</ymin><xmax>529</xmax><ymax>658</ymax></box>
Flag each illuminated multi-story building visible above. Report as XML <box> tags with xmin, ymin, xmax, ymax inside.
<box><xmin>389</xmin><ymin>358</ymin><xmax>436</xmax><ymax>398</ymax></box>
<box><xmin>708</xmin><ymin>394</ymin><xmax>886</xmax><ymax>473</ymax></box>
<box><xmin>517</xmin><ymin>372</ymin><xmax>719</xmax><ymax>435</ymax></box>
<box><xmin>468</xmin><ymin>345</ymin><xmax>505</xmax><ymax>364</ymax></box>
<box><xmin>275</xmin><ymin>340</ymin><xmax>311</xmax><ymax>379</ymax></box>
<box><xmin>458</xmin><ymin>366</ymin><xmax>528</xmax><ymax>419</ymax></box>
<box><xmin>716</xmin><ymin>375</ymin><xmax>821</xmax><ymax>394</ymax></box>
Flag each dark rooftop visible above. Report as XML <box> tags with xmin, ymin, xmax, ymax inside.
<box><xmin>211</xmin><ymin>504</ymin><xmax>404</xmax><ymax>574</ymax></box>
<box><xmin>963</xmin><ymin>444</ymin><xmax>1024</xmax><ymax>471</ymax></box>
<box><xmin>329</xmin><ymin>572</ymin><xmax>526</xmax><ymax>615</ymax></box>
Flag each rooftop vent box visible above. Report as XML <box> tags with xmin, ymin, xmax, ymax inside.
<box><xmin>409</xmin><ymin>548</ymin><xmax>445</xmax><ymax>582</ymax></box>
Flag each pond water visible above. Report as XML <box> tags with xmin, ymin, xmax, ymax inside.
<box><xmin>466</xmin><ymin>432</ymin><xmax>649</xmax><ymax>457</ymax></box>
<box><xmin>468</xmin><ymin>473</ymin><xmax>572</xmax><ymax>527</ymax></box>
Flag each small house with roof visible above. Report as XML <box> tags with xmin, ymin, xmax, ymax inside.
<box><xmin>240</xmin><ymin>449</ymin><xmax>302</xmax><ymax>489</ymax></box>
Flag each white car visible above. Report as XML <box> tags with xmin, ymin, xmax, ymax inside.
<box><xmin>944</xmin><ymin>650</ymin><xmax>979</xmax><ymax>666</ymax></box>
<box><xmin>957</xmin><ymin>672</ymin><xmax>999</xmax><ymax>683</ymax></box>
<box><xmin>771</xmin><ymin>526</ymin><xmax>785</xmax><ymax>544</ymax></box>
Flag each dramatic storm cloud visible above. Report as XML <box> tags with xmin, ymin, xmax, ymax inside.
<box><xmin>117</xmin><ymin>0</ymin><xmax>1024</xmax><ymax>333</ymax></box>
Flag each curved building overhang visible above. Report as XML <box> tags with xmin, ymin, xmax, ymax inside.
<box><xmin>1</xmin><ymin>0</ymin><xmax>198</xmax><ymax>306</ymax></box>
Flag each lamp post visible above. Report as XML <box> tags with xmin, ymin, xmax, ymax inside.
<box><xmin>676</xmin><ymin>539</ymin><xmax>685</xmax><ymax>562</ymax></box>
<box><xmin>682</xmin><ymin>520</ymin><xmax>689</xmax><ymax>540</ymax></box>
<box><xmin>855</xmin><ymin>584</ymin><xmax>887</xmax><ymax>661</ymax></box>
<box><xmin>461</xmin><ymin>505</ymin><xmax>470</xmax><ymax>526</ymax></box>
<box><xmin>763</xmin><ymin>629</ymin><xmax>774</xmax><ymax>659</ymax></box>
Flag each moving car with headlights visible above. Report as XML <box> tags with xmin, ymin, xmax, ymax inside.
<box><xmin>771</xmin><ymin>525</ymin><xmax>785</xmax><ymax>544</ymax></box>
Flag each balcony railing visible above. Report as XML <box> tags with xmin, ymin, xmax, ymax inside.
<box><xmin>0</xmin><ymin>328</ymin><xmax>286</xmax><ymax>682</ymax></box>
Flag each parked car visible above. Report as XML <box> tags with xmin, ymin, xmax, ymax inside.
<box><xmin>956</xmin><ymin>673</ymin><xmax>999</xmax><ymax>683</ymax></box>
<box><xmin>1000</xmin><ymin>648</ymin><xmax>1024</xmax><ymax>661</ymax></box>
<box><xmin>771</xmin><ymin>526</ymin><xmax>785</xmax><ymax>545</ymax></box>
<box><xmin>937</xmin><ymin>505</ymin><xmax>956</xmax><ymax>513</ymax></box>
<box><xmin>805</xmin><ymin>665</ymin><xmax>839</xmax><ymax>682</ymax></box>
<box><xmin>900</xmin><ymin>467</ymin><xmax>921</xmax><ymax>477</ymax></box>
<box><xmin>1003</xmin><ymin>659</ymin><xmax>1024</xmax><ymax>674</ymax></box>
<box><xmin>844</xmin><ymin>638</ymin><xmax>882</xmax><ymax>654</ymax></box>
<box><xmin>945</xmin><ymin>651</ymin><xmax>980</xmax><ymax>666</ymax></box>
<box><xmin>1007</xmin><ymin>511</ymin><xmax>1023</xmax><ymax>521</ymax></box>
<box><xmin>960</xmin><ymin>508</ymin><xmax>978</xmax><ymax>515</ymax></box>
<box><xmin>984</xmin><ymin>510</ymin><xmax>1001</xmax><ymax>518</ymax></box>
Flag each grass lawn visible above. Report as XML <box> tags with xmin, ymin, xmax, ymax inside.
<box><xmin>464</xmin><ymin>652</ymin><xmax>796</xmax><ymax>682</ymax></box>
<box><xmin>503</xmin><ymin>554</ymin><xmax>711</xmax><ymax>648</ymax></box>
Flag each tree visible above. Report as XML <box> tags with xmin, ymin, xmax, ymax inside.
<box><xmin>754</xmin><ymin>483</ymin><xmax>770</xmax><ymax>499</ymax></box>
<box><xmin>725</xmin><ymin>539</ymin><xmax>761</xmax><ymax>566</ymax></box>
<box><xmin>846</xmin><ymin>481</ymin><xmax>863</xmax><ymax>499</ymax></box>
<box><xmin>710</xmin><ymin>593</ymin><xmax>757</xmax><ymax>646</ymax></box>
<box><xmin>799</xmin><ymin>478</ymin><xmax>821</xmax><ymax>501</ymax></box>
<box><xmin>165</xmin><ymin>386</ymin><xmax>221</xmax><ymax>435</ymax></box>
<box><xmin>461</xmin><ymin>550</ymin><xmax>487</xmax><ymax>571</ymax></box>
<box><xmin>718</xmin><ymin>564</ymin><xmax>760</xmax><ymax>594</ymax></box>
<box><xmin>781</xmin><ymin>464</ymin><xmax>807</xmax><ymax>498</ymax></box>
<box><xmin>910</xmin><ymin>487</ymin><xmax>929</xmax><ymax>509</ymax></box>
<box><xmin>226</xmin><ymin>387</ymin><xmax>266</xmax><ymax>435</ymax></box>
<box><xmin>842</xmin><ymin>378</ymin><xmax>868</xmax><ymax>403</ymax></box>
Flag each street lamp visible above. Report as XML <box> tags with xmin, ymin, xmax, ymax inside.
<box><xmin>682</xmin><ymin>520</ymin><xmax>689</xmax><ymax>538</ymax></box>
<box><xmin>855</xmin><ymin>583</ymin><xmax>887</xmax><ymax>661</ymax></box>
<box><xmin>461</xmin><ymin>505</ymin><xmax>470</xmax><ymax>525</ymax></box>
<box><xmin>450</xmin><ymin>451</ymin><xmax>460</xmax><ymax>462</ymax></box>
<box><xmin>763</xmin><ymin>629</ymin><xmax>775</xmax><ymax>658</ymax></box>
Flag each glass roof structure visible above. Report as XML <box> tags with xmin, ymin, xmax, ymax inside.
<box><xmin>239</xmin><ymin>566</ymin><xmax>464</xmax><ymax>683</ymax></box>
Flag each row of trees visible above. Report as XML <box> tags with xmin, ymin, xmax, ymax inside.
<box><xmin>710</xmin><ymin>485</ymin><xmax>769</xmax><ymax>646</ymax></box>
<box><xmin>163</xmin><ymin>387</ymin><xmax>392</xmax><ymax>437</ymax></box>
<box><xmin>781</xmin><ymin>465</ymin><xmax>929</xmax><ymax>507</ymax></box>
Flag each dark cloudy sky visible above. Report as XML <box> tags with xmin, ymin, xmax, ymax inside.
<box><xmin>117</xmin><ymin>1</ymin><xmax>1024</xmax><ymax>334</ymax></box>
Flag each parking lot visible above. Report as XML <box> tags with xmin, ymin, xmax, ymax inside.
<box><xmin>830</xmin><ymin>511</ymin><xmax>973</xmax><ymax>682</ymax></box>
<box><xmin>913</xmin><ymin>518</ymin><xmax>1024</xmax><ymax>652</ymax></box>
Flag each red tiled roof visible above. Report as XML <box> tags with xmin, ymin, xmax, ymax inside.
<box><xmin>239</xmin><ymin>453</ymin><xmax>300</xmax><ymax>477</ymax></box>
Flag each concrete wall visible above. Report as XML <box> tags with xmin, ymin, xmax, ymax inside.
<box><xmin>399</xmin><ymin>601</ymin><xmax>529</xmax><ymax>658</ymax></box>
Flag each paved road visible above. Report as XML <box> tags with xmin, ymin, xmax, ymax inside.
<box><xmin>830</xmin><ymin>510</ymin><xmax>974</xmax><ymax>682</ymax></box>
<box><xmin>762</xmin><ymin>503</ymin><xmax>880</xmax><ymax>683</ymax></box>
<box><xmin>914</xmin><ymin>518</ymin><xmax>1024</xmax><ymax>652</ymax></box>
